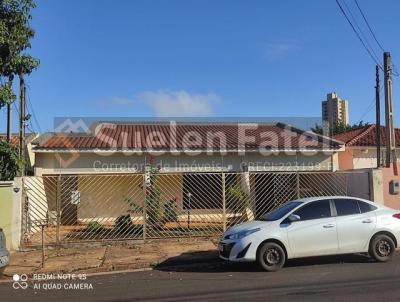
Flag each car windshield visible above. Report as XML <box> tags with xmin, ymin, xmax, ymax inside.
<box><xmin>259</xmin><ymin>201</ymin><xmax>303</xmax><ymax>221</ymax></box>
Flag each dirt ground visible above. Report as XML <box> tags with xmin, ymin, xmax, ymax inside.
<box><xmin>1</xmin><ymin>238</ymin><xmax>218</xmax><ymax>278</ymax></box>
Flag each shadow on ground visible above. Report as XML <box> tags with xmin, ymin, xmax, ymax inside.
<box><xmin>155</xmin><ymin>250</ymin><xmax>376</xmax><ymax>273</ymax></box>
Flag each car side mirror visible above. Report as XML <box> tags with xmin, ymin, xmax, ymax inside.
<box><xmin>288</xmin><ymin>214</ymin><xmax>301</xmax><ymax>222</ymax></box>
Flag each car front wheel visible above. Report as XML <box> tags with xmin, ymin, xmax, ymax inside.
<box><xmin>257</xmin><ymin>242</ymin><xmax>286</xmax><ymax>272</ymax></box>
<box><xmin>369</xmin><ymin>234</ymin><xmax>395</xmax><ymax>262</ymax></box>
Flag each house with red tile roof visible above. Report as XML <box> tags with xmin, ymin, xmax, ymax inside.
<box><xmin>31</xmin><ymin>122</ymin><xmax>344</xmax><ymax>175</ymax></box>
<box><xmin>334</xmin><ymin>124</ymin><xmax>400</xmax><ymax>209</ymax></box>
<box><xmin>334</xmin><ymin>124</ymin><xmax>400</xmax><ymax>170</ymax></box>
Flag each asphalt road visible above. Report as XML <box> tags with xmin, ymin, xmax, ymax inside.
<box><xmin>2</xmin><ymin>252</ymin><xmax>400</xmax><ymax>302</ymax></box>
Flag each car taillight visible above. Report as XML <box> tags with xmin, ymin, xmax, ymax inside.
<box><xmin>393</xmin><ymin>213</ymin><xmax>400</xmax><ymax>219</ymax></box>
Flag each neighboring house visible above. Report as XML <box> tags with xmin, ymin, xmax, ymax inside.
<box><xmin>32</xmin><ymin>122</ymin><xmax>344</xmax><ymax>175</ymax></box>
<box><xmin>334</xmin><ymin>124</ymin><xmax>400</xmax><ymax>170</ymax></box>
<box><xmin>0</xmin><ymin>133</ymin><xmax>38</xmax><ymax>175</ymax></box>
<box><xmin>334</xmin><ymin>124</ymin><xmax>400</xmax><ymax>209</ymax></box>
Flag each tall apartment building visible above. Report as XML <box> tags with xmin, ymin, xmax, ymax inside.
<box><xmin>322</xmin><ymin>92</ymin><xmax>349</xmax><ymax>128</ymax></box>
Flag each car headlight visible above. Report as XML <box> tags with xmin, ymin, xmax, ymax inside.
<box><xmin>225</xmin><ymin>228</ymin><xmax>260</xmax><ymax>240</ymax></box>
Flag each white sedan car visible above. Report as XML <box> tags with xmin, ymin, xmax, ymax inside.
<box><xmin>219</xmin><ymin>196</ymin><xmax>400</xmax><ymax>271</ymax></box>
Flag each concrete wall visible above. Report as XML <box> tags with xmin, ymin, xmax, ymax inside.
<box><xmin>0</xmin><ymin>179</ymin><xmax>22</xmax><ymax>250</ymax></box>
<box><xmin>369</xmin><ymin>169</ymin><xmax>384</xmax><ymax>204</ymax></box>
<box><xmin>34</xmin><ymin>151</ymin><xmax>337</xmax><ymax>175</ymax></box>
<box><xmin>381</xmin><ymin>164</ymin><xmax>400</xmax><ymax>209</ymax></box>
<box><xmin>0</xmin><ymin>182</ymin><xmax>13</xmax><ymax>250</ymax></box>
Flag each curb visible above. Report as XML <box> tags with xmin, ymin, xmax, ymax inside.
<box><xmin>0</xmin><ymin>260</ymin><xmax>224</xmax><ymax>284</ymax></box>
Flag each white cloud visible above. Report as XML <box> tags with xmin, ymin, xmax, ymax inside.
<box><xmin>137</xmin><ymin>90</ymin><xmax>219</xmax><ymax>117</ymax></box>
<box><xmin>98</xmin><ymin>90</ymin><xmax>219</xmax><ymax>116</ymax></box>
<box><xmin>264</xmin><ymin>39</ymin><xmax>301</xmax><ymax>61</ymax></box>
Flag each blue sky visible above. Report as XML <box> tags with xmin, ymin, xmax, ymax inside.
<box><xmin>2</xmin><ymin>0</ymin><xmax>400</xmax><ymax>133</ymax></box>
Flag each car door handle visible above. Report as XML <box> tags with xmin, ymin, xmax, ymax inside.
<box><xmin>323</xmin><ymin>224</ymin><xmax>335</xmax><ymax>228</ymax></box>
<box><xmin>362</xmin><ymin>219</ymin><xmax>373</xmax><ymax>223</ymax></box>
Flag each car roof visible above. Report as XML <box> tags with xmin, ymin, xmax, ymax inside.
<box><xmin>292</xmin><ymin>196</ymin><xmax>380</xmax><ymax>206</ymax></box>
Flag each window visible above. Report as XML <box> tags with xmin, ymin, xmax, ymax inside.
<box><xmin>294</xmin><ymin>200</ymin><xmax>332</xmax><ymax>221</ymax></box>
<box><xmin>334</xmin><ymin>199</ymin><xmax>360</xmax><ymax>216</ymax></box>
<box><xmin>260</xmin><ymin>201</ymin><xmax>303</xmax><ymax>221</ymax></box>
<box><xmin>358</xmin><ymin>201</ymin><xmax>377</xmax><ymax>213</ymax></box>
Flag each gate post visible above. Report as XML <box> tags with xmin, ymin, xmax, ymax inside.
<box><xmin>296</xmin><ymin>172</ymin><xmax>300</xmax><ymax>199</ymax></box>
<box><xmin>20</xmin><ymin>177</ymin><xmax>28</xmax><ymax>248</ymax></box>
<box><xmin>56</xmin><ymin>175</ymin><xmax>61</xmax><ymax>247</ymax></box>
<box><xmin>222</xmin><ymin>172</ymin><xmax>226</xmax><ymax>232</ymax></box>
<box><xmin>142</xmin><ymin>174</ymin><xmax>147</xmax><ymax>241</ymax></box>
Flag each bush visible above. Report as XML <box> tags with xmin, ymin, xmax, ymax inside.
<box><xmin>146</xmin><ymin>175</ymin><xmax>163</xmax><ymax>227</ymax></box>
<box><xmin>226</xmin><ymin>184</ymin><xmax>251</xmax><ymax>214</ymax></box>
<box><xmin>114</xmin><ymin>215</ymin><xmax>143</xmax><ymax>235</ymax></box>
<box><xmin>164</xmin><ymin>199</ymin><xmax>178</xmax><ymax>223</ymax></box>
<box><xmin>0</xmin><ymin>141</ymin><xmax>23</xmax><ymax>181</ymax></box>
<box><xmin>85</xmin><ymin>221</ymin><xmax>105</xmax><ymax>233</ymax></box>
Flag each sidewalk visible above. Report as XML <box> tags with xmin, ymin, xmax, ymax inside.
<box><xmin>1</xmin><ymin>238</ymin><xmax>218</xmax><ymax>279</ymax></box>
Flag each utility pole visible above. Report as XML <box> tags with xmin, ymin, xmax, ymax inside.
<box><xmin>19</xmin><ymin>73</ymin><xmax>26</xmax><ymax>176</ymax></box>
<box><xmin>376</xmin><ymin>65</ymin><xmax>381</xmax><ymax>168</ymax></box>
<box><xmin>383</xmin><ymin>52</ymin><xmax>397</xmax><ymax>174</ymax></box>
<box><xmin>6</xmin><ymin>103</ymin><xmax>12</xmax><ymax>142</ymax></box>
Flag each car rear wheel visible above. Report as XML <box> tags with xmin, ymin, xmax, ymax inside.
<box><xmin>369</xmin><ymin>234</ymin><xmax>395</xmax><ymax>262</ymax></box>
<box><xmin>257</xmin><ymin>242</ymin><xmax>286</xmax><ymax>272</ymax></box>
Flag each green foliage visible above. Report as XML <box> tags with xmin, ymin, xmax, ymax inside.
<box><xmin>312</xmin><ymin>121</ymin><xmax>370</xmax><ymax>136</ymax></box>
<box><xmin>114</xmin><ymin>215</ymin><xmax>143</xmax><ymax>235</ymax></box>
<box><xmin>164</xmin><ymin>199</ymin><xmax>178</xmax><ymax>223</ymax></box>
<box><xmin>85</xmin><ymin>221</ymin><xmax>104</xmax><ymax>233</ymax></box>
<box><xmin>0</xmin><ymin>82</ymin><xmax>15</xmax><ymax>108</ymax></box>
<box><xmin>226</xmin><ymin>184</ymin><xmax>251</xmax><ymax>214</ymax></box>
<box><xmin>0</xmin><ymin>140</ymin><xmax>23</xmax><ymax>180</ymax></box>
<box><xmin>146</xmin><ymin>174</ymin><xmax>164</xmax><ymax>227</ymax></box>
<box><xmin>0</xmin><ymin>0</ymin><xmax>39</xmax><ymax>108</ymax></box>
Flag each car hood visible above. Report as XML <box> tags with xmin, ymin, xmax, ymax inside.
<box><xmin>224</xmin><ymin>220</ymin><xmax>272</xmax><ymax>236</ymax></box>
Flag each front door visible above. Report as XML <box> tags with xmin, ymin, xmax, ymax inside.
<box><xmin>286</xmin><ymin>199</ymin><xmax>339</xmax><ymax>258</ymax></box>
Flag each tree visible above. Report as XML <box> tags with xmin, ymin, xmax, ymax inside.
<box><xmin>312</xmin><ymin>121</ymin><xmax>370</xmax><ymax>136</ymax></box>
<box><xmin>0</xmin><ymin>0</ymin><xmax>39</xmax><ymax>119</ymax></box>
<box><xmin>0</xmin><ymin>0</ymin><xmax>39</xmax><ymax>178</ymax></box>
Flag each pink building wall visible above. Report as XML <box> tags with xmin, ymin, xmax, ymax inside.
<box><xmin>337</xmin><ymin>149</ymin><xmax>354</xmax><ymax>170</ymax></box>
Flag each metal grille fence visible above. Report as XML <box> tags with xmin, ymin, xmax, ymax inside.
<box><xmin>21</xmin><ymin>171</ymin><xmax>368</xmax><ymax>247</ymax></box>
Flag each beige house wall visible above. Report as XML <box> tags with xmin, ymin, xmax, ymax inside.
<box><xmin>76</xmin><ymin>174</ymin><xmax>144</xmax><ymax>223</ymax></box>
<box><xmin>337</xmin><ymin>147</ymin><xmax>400</xmax><ymax>171</ymax></box>
<box><xmin>34</xmin><ymin>151</ymin><xmax>337</xmax><ymax>175</ymax></box>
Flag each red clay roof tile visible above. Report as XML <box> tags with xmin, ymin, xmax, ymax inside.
<box><xmin>333</xmin><ymin>124</ymin><xmax>400</xmax><ymax>147</ymax></box>
<box><xmin>34</xmin><ymin>123</ymin><xmax>342</xmax><ymax>151</ymax></box>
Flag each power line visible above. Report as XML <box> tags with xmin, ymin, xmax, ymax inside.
<box><xmin>354</xmin><ymin>0</ymin><xmax>385</xmax><ymax>52</ymax></box>
<box><xmin>357</xmin><ymin>85</ymin><xmax>383</xmax><ymax>123</ymax></box>
<box><xmin>335</xmin><ymin>0</ymin><xmax>383</xmax><ymax>70</ymax></box>
<box><xmin>25</xmin><ymin>84</ymin><xmax>42</xmax><ymax>133</ymax></box>
<box><xmin>342</xmin><ymin>0</ymin><xmax>381</xmax><ymax>64</ymax></box>
<box><xmin>352</xmin><ymin>0</ymin><xmax>399</xmax><ymax>77</ymax></box>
